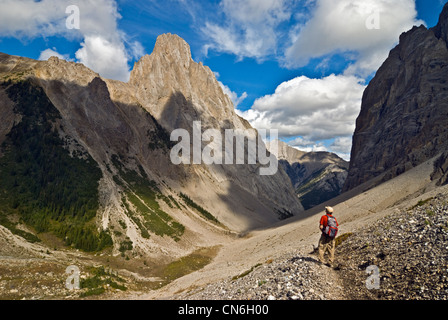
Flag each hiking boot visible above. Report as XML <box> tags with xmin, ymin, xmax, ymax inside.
<box><xmin>333</xmin><ymin>264</ymin><xmax>341</xmax><ymax>271</ymax></box>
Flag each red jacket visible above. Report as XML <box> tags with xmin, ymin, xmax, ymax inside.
<box><xmin>320</xmin><ymin>214</ymin><xmax>339</xmax><ymax>229</ymax></box>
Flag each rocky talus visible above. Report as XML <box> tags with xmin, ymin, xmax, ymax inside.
<box><xmin>337</xmin><ymin>193</ymin><xmax>448</xmax><ymax>300</ymax></box>
<box><xmin>174</xmin><ymin>250</ymin><xmax>346</xmax><ymax>300</ymax></box>
<box><xmin>175</xmin><ymin>192</ymin><xmax>448</xmax><ymax>300</ymax></box>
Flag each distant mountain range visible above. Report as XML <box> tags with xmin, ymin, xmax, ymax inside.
<box><xmin>268</xmin><ymin>140</ymin><xmax>348</xmax><ymax>210</ymax></box>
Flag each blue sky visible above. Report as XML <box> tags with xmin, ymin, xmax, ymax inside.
<box><xmin>0</xmin><ymin>0</ymin><xmax>445</xmax><ymax>160</ymax></box>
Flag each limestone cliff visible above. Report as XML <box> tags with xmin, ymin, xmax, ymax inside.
<box><xmin>344</xmin><ymin>3</ymin><xmax>448</xmax><ymax>191</ymax></box>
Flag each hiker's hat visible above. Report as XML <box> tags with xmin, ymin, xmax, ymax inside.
<box><xmin>325</xmin><ymin>206</ymin><xmax>334</xmax><ymax>214</ymax></box>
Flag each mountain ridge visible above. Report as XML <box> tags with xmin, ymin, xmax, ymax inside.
<box><xmin>268</xmin><ymin>140</ymin><xmax>348</xmax><ymax>209</ymax></box>
<box><xmin>0</xmin><ymin>33</ymin><xmax>303</xmax><ymax>265</ymax></box>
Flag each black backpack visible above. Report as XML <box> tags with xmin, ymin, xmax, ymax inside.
<box><xmin>324</xmin><ymin>214</ymin><xmax>338</xmax><ymax>239</ymax></box>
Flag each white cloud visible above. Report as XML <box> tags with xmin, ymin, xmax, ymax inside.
<box><xmin>238</xmin><ymin>74</ymin><xmax>365</xmax><ymax>160</ymax></box>
<box><xmin>0</xmin><ymin>0</ymin><xmax>143</xmax><ymax>82</ymax></box>
<box><xmin>284</xmin><ymin>0</ymin><xmax>424</xmax><ymax>76</ymax></box>
<box><xmin>239</xmin><ymin>74</ymin><xmax>366</xmax><ymax>140</ymax></box>
<box><xmin>126</xmin><ymin>39</ymin><xmax>145</xmax><ymax>60</ymax></box>
<box><xmin>285</xmin><ymin>136</ymin><xmax>352</xmax><ymax>160</ymax></box>
<box><xmin>289</xmin><ymin>136</ymin><xmax>315</xmax><ymax>147</ymax></box>
<box><xmin>199</xmin><ymin>0</ymin><xmax>422</xmax><ymax>76</ymax></box>
<box><xmin>0</xmin><ymin>0</ymin><xmax>120</xmax><ymax>40</ymax></box>
<box><xmin>75</xmin><ymin>35</ymin><xmax>131</xmax><ymax>82</ymax></box>
<box><xmin>0</xmin><ymin>0</ymin><xmax>67</xmax><ymax>39</ymax></box>
<box><xmin>290</xmin><ymin>139</ymin><xmax>329</xmax><ymax>153</ymax></box>
<box><xmin>38</xmin><ymin>48</ymin><xmax>70</xmax><ymax>61</ymax></box>
<box><xmin>329</xmin><ymin>137</ymin><xmax>353</xmax><ymax>154</ymax></box>
<box><xmin>233</xmin><ymin>0</ymin><xmax>422</xmax><ymax>159</ymax></box>
<box><xmin>329</xmin><ymin>136</ymin><xmax>352</xmax><ymax>161</ymax></box>
<box><xmin>218</xmin><ymin>80</ymin><xmax>248</xmax><ymax>108</ymax></box>
<box><xmin>202</xmin><ymin>0</ymin><xmax>292</xmax><ymax>61</ymax></box>
<box><xmin>214</xmin><ymin>71</ymin><xmax>248</xmax><ymax>107</ymax></box>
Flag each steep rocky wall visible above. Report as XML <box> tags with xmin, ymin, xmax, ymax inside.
<box><xmin>344</xmin><ymin>4</ymin><xmax>448</xmax><ymax>191</ymax></box>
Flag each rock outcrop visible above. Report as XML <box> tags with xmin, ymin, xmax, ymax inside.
<box><xmin>344</xmin><ymin>3</ymin><xmax>448</xmax><ymax>191</ymax></box>
<box><xmin>336</xmin><ymin>193</ymin><xmax>448</xmax><ymax>300</ymax></box>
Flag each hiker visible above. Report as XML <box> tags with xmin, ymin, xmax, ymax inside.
<box><xmin>318</xmin><ymin>206</ymin><xmax>339</xmax><ymax>267</ymax></box>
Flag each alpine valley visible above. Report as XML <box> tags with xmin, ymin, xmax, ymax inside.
<box><xmin>1</xmin><ymin>3</ymin><xmax>448</xmax><ymax>301</ymax></box>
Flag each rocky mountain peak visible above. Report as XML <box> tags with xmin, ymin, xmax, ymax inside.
<box><xmin>129</xmin><ymin>33</ymin><xmax>194</xmax><ymax>84</ymax></box>
<box><xmin>152</xmin><ymin>33</ymin><xmax>193</xmax><ymax>65</ymax></box>
<box><xmin>129</xmin><ymin>33</ymin><xmax>243</xmax><ymax>133</ymax></box>
<box><xmin>433</xmin><ymin>3</ymin><xmax>448</xmax><ymax>43</ymax></box>
<box><xmin>272</xmin><ymin>140</ymin><xmax>306</xmax><ymax>164</ymax></box>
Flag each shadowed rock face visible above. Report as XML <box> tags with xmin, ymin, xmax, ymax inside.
<box><xmin>344</xmin><ymin>3</ymin><xmax>448</xmax><ymax>192</ymax></box>
<box><xmin>128</xmin><ymin>33</ymin><xmax>303</xmax><ymax>224</ymax></box>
